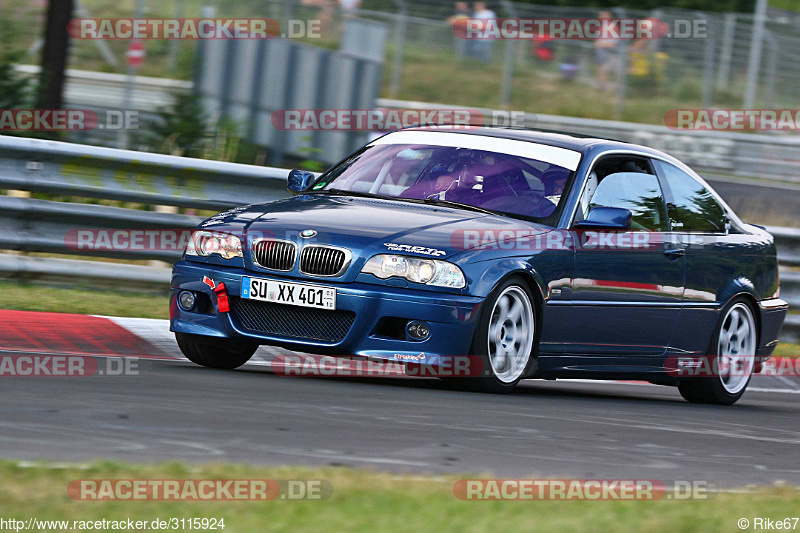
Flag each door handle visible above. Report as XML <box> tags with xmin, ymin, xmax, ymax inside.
<box><xmin>663</xmin><ymin>248</ymin><xmax>685</xmax><ymax>259</ymax></box>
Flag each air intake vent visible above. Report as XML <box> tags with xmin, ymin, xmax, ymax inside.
<box><xmin>229</xmin><ymin>297</ymin><xmax>355</xmax><ymax>343</ymax></box>
<box><xmin>299</xmin><ymin>245</ymin><xmax>350</xmax><ymax>277</ymax></box>
<box><xmin>252</xmin><ymin>240</ymin><xmax>297</xmax><ymax>271</ymax></box>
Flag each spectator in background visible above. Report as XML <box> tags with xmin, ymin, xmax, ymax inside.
<box><xmin>302</xmin><ymin>0</ymin><xmax>335</xmax><ymax>36</ymax></box>
<box><xmin>339</xmin><ymin>0</ymin><xmax>361</xmax><ymax>17</ymax></box>
<box><xmin>472</xmin><ymin>2</ymin><xmax>497</xmax><ymax>62</ymax></box>
<box><xmin>627</xmin><ymin>17</ymin><xmax>668</xmax><ymax>91</ymax></box>
<box><xmin>594</xmin><ymin>10</ymin><xmax>618</xmax><ymax>90</ymax></box>
<box><xmin>447</xmin><ymin>2</ymin><xmax>472</xmax><ymax>58</ymax></box>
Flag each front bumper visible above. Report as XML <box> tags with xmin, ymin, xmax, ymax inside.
<box><xmin>169</xmin><ymin>260</ymin><xmax>484</xmax><ymax>364</ymax></box>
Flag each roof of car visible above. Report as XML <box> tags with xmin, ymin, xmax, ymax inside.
<box><xmin>406</xmin><ymin>125</ymin><xmax>662</xmax><ymax>157</ymax></box>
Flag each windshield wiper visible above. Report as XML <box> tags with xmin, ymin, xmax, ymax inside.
<box><xmin>308</xmin><ymin>189</ymin><xmax>497</xmax><ymax>216</ymax></box>
<box><xmin>422</xmin><ymin>197</ymin><xmax>498</xmax><ymax>215</ymax></box>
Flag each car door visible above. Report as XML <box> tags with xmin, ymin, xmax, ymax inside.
<box><xmin>651</xmin><ymin>159</ymin><xmax>737</xmax><ymax>355</ymax></box>
<box><xmin>564</xmin><ymin>155</ymin><xmax>685</xmax><ymax>356</ymax></box>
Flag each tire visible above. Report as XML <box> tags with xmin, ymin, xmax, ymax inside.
<box><xmin>678</xmin><ymin>298</ymin><xmax>758</xmax><ymax>405</ymax></box>
<box><xmin>462</xmin><ymin>277</ymin><xmax>539</xmax><ymax>394</ymax></box>
<box><xmin>175</xmin><ymin>332</ymin><xmax>257</xmax><ymax>370</ymax></box>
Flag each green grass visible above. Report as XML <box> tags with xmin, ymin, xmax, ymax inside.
<box><xmin>0</xmin><ymin>281</ymin><xmax>169</xmax><ymax>319</ymax></box>
<box><xmin>772</xmin><ymin>342</ymin><xmax>800</xmax><ymax>359</ymax></box>
<box><xmin>397</xmin><ymin>51</ymin><xmax>713</xmax><ymax>124</ymax></box>
<box><xmin>0</xmin><ymin>460</ymin><xmax>798</xmax><ymax>533</ymax></box>
<box><xmin>771</xmin><ymin>0</ymin><xmax>800</xmax><ymax>13</ymax></box>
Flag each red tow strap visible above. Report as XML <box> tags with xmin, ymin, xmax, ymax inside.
<box><xmin>213</xmin><ymin>282</ymin><xmax>230</xmax><ymax>313</ymax></box>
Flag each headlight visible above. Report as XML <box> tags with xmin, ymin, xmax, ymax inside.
<box><xmin>361</xmin><ymin>254</ymin><xmax>465</xmax><ymax>289</ymax></box>
<box><xmin>185</xmin><ymin>231</ymin><xmax>243</xmax><ymax>260</ymax></box>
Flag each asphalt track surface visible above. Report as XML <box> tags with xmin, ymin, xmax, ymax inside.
<box><xmin>1</xmin><ymin>348</ymin><xmax>799</xmax><ymax>487</ymax></box>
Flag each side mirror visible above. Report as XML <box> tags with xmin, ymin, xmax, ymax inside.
<box><xmin>288</xmin><ymin>170</ymin><xmax>316</xmax><ymax>194</ymax></box>
<box><xmin>574</xmin><ymin>206</ymin><xmax>632</xmax><ymax>230</ymax></box>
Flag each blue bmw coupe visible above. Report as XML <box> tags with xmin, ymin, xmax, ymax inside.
<box><xmin>170</xmin><ymin>127</ymin><xmax>787</xmax><ymax>405</ymax></box>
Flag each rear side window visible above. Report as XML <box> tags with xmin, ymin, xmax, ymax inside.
<box><xmin>653</xmin><ymin>161</ymin><xmax>727</xmax><ymax>232</ymax></box>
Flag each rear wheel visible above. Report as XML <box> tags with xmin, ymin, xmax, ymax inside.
<box><xmin>176</xmin><ymin>332</ymin><xmax>257</xmax><ymax>370</ymax></box>
<box><xmin>465</xmin><ymin>278</ymin><xmax>538</xmax><ymax>394</ymax></box>
<box><xmin>678</xmin><ymin>298</ymin><xmax>757</xmax><ymax>405</ymax></box>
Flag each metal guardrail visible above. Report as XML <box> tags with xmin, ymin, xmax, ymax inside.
<box><xmin>782</xmin><ymin>315</ymin><xmax>800</xmax><ymax>343</ymax></box>
<box><xmin>0</xmin><ymin>135</ymin><xmax>799</xmax><ymax>340</ymax></box>
<box><xmin>780</xmin><ymin>270</ymin><xmax>800</xmax><ymax>309</ymax></box>
<box><xmin>767</xmin><ymin>226</ymin><xmax>800</xmax><ymax>267</ymax></box>
<box><xmin>0</xmin><ymin>253</ymin><xmax>171</xmax><ymax>289</ymax></box>
<box><xmin>15</xmin><ymin>65</ymin><xmax>191</xmax><ymax>115</ymax></box>
<box><xmin>0</xmin><ymin>196</ymin><xmax>202</xmax><ymax>261</ymax></box>
<box><xmin>0</xmin><ymin>135</ymin><xmax>290</xmax><ymax>210</ymax></box>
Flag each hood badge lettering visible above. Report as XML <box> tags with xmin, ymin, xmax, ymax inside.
<box><xmin>300</xmin><ymin>229</ymin><xmax>318</xmax><ymax>239</ymax></box>
<box><xmin>384</xmin><ymin>243</ymin><xmax>446</xmax><ymax>257</ymax></box>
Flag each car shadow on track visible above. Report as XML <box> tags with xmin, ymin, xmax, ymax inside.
<box><xmin>203</xmin><ymin>360</ymin><xmax>696</xmax><ymax>404</ymax></box>
<box><xmin>166</xmin><ymin>357</ymin><xmax>791</xmax><ymax>410</ymax></box>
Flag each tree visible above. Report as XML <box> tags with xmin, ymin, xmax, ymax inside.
<box><xmin>0</xmin><ymin>1</ymin><xmax>32</xmax><ymax>109</ymax></box>
<box><xmin>145</xmin><ymin>91</ymin><xmax>211</xmax><ymax>157</ymax></box>
<box><xmin>36</xmin><ymin>0</ymin><xmax>74</xmax><ymax>112</ymax></box>
<box><xmin>0</xmin><ymin>58</ymin><xmax>30</xmax><ymax>109</ymax></box>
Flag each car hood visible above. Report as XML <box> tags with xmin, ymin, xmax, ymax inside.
<box><xmin>198</xmin><ymin>194</ymin><xmax>549</xmax><ymax>261</ymax></box>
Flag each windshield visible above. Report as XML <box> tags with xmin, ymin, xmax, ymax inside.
<box><xmin>310</xmin><ymin>134</ymin><xmax>579</xmax><ymax>226</ymax></box>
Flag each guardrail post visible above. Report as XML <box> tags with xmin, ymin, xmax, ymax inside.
<box><xmin>4</xmin><ymin>190</ymin><xmax>30</xmax><ymax>257</ymax></box>
<box><xmin>388</xmin><ymin>1</ymin><xmax>408</xmax><ymax>98</ymax></box>
<box><xmin>744</xmin><ymin>0</ymin><xmax>767</xmax><ymax>109</ymax></box>
<box><xmin>118</xmin><ymin>0</ymin><xmax>145</xmax><ymax>150</ymax></box>
<box><xmin>613</xmin><ymin>8</ymin><xmax>628</xmax><ymax>120</ymax></box>
<box><xmin>701</xmin><ymin>13</ymin><xmax>715</xmax><ymax>108</ymax></box>
<box><xmin>715</xmin><ymin>13</ymin><xmax>735</xmax><ymax>92</ymax></box>
<box><xmin>499</xmin><ymin>0</ymin><xmax>516</xmax><ymax>108</ymax></box>
<box><xmin>763</xmin><ymin>31</ymin><xmax>778</xmax><ymax>108</ymax></box>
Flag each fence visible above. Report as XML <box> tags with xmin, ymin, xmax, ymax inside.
<box><xmin>8</xmin><ymin>1</ymin><xmax>795</xmax><ymax>126</ymax></box>
<box><xmin>242</xmin><ymin>0</ymin><xmax>800</xmax><ymax>120</ymax></box>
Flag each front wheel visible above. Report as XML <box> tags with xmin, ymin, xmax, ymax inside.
<box><xmin>678</xmin><ymin>298</ymin><xmax>757</xmax><ymax>405</ymax></box>
<box><xmin>466</xmin><ymin>278</ymin><xmax>538</xmax><ymax>394</ymax></box>
<box><xmin>176</xmin><ymin>332</ymin><xmax>258</xmax><ymax>370</ymax></box>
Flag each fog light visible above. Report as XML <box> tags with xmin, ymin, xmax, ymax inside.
<box><xmin>406</xmin><ymin>321</ymin><xmax>431</xmax><ymax>341</ymax></box>
<box><xmin>178</xmin><ymin>291</ymin><xmax>196</xmax><ymax>311</ymax></box>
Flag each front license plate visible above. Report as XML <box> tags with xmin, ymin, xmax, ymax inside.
<box><xmin>241</xmin><ymin>277</ymin><xmax>336</xmax><ymax>310</ymax></box>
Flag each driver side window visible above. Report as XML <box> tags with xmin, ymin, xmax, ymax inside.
<box><xmin>578</xmin><ymin>156</ymin><xmax>668</xmax><ymax>231</ymax></box>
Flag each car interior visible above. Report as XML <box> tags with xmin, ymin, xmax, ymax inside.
<box><xmin>575</xmin><ymin>155</ymin><xmax>666</xmax><ymax>230</ymax></box>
